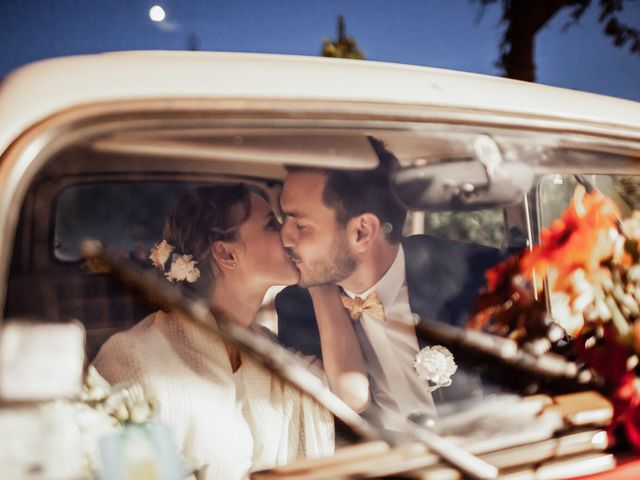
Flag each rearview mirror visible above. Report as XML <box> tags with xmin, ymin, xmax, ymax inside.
<box><xmin>392</xmin><ymin>135</ymin><xmax>535</xmax><ymax>211</ymax></box>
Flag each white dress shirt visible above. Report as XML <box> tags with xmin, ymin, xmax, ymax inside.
<box><xmin>342</xmin><ymin>246</ymin><xmax>436</xmax><ymax>428</ymax></box>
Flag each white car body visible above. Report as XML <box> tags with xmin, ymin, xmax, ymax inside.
<box><xmin>2</xmin><ymin>50</ymin><xmax>640</xmax><ymax>154</ymax></box>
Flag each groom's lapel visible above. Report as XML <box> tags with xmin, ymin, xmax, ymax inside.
<box><xmin>405</xmin><ymin>262</ymin><xmax>428</xmax><ymax>350</ymax></box>
<box><xmin>404</xmin><ymin>235</ymin><xmax>504</xmax><ymax>404</ymax></box>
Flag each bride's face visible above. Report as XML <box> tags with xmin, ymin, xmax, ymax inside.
<box><xmin>235</xmin><ymin>193</ymin><xmax>299</xmax><ymax>286</ymax></box>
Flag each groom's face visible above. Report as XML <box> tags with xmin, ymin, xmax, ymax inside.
<box><xmin>280</xmin><ymin>170</ymin><xmax>356</xmax><ymax>288</ymax></box>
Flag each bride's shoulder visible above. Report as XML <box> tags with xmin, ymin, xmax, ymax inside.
<box><xmin>94</xmin><ymin>311</ymin><xmax>165</xmax><ymax>360</ymax></box>
<box><xmin>113</xmin><ymin>311</ymin><xmax>162</xmax><ymax>340</ymax></box>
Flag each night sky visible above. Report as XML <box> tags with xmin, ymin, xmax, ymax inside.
<box><xmin>1</xmin><ymin>0</ymin><xmax>639</xmax><ymax>101</ymax></box>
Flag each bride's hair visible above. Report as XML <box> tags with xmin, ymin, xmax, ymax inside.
<box><xmin>162</xmin><ymin>183</ymin><xmax>251</xmax><ymax>295</ymax></box>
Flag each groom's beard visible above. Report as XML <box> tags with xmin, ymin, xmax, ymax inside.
<box><xmin>288</xmin><ymin>233</ymin><xmax>356</xmax><ymax>288</ymax></box>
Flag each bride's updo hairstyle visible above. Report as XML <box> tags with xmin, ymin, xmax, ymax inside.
<box><xmin>162</xmin><ymin>183</ymin><xmax>251</xmax><ymax>296</ymax></box>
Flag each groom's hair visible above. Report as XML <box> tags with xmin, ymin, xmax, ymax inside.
<box><xmin>288</xmin><ymin>137</ymin><xmax>406</xmax><ymax>243</ymax></box>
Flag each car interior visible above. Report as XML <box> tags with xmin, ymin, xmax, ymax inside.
<box><xmin>1</xmin><ymin>125</ymin><xmax>507</xmax><ymax>362</ymax></box>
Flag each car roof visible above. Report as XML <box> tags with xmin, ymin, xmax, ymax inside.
<box><xmin>1</xmin><ymin>51</ymin><xmax>640</xmax><ymax>154</ymax></box>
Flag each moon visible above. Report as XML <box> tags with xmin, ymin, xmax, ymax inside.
<box><xmin>149</xmin><ymin>5</ymin><xmax>166</xmax><ymax>22</ymax></box>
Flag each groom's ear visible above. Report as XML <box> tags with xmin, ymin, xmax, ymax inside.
<box><xmin>211</xmin><ymin>241</ymin><xmax>238</xmax><ymax>271</ymax></box>
<box><xmin>347</xmin><ymin>213</ymin><xmax>380</xmax><ymax>253</ymax></box>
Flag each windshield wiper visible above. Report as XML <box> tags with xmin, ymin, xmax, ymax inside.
<box><xmin>392</xmin><ymin>135</ymin><xmax>534</xmax><ymax>212</ymax></box>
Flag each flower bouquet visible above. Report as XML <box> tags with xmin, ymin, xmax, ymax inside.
<box><xmin>76</xmin><ymin>367</ymin><xmax>156</xmax><ymax>475</ymax></box>
<box><xmin>469</xmin><ymin>184</ymin><xmax>640</xmax><ymax>449</ymax></box>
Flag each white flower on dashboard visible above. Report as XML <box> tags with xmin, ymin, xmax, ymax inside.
<box><xmin>414</xmin><ymin>345</ymin><xmax>457</xmax><ymax>391</ymax></box>
<box><xmin>166</xmin><ymin>254</ymin><xmax>200</xmax><ymax>283</ymax></box>
<box><xmin>149</xmin><ymin>239</ymin><xmax>174</xmax><ymax>270</ymax></box>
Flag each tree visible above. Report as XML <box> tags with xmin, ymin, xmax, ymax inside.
<box><xmin>473</xmin><ymin>0</ymin><xmax>640</xmax><ymax>81</ymax></box>
<box><xmin>322</xmin><ymin>16</ymin><xmax>365</xmax><ymax>59</ymax></box>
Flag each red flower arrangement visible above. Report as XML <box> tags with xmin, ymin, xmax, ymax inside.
<box><xmin>469</xmin><ymin>185</ymin><xmax>640</xmax><ymax>449</ymax></box>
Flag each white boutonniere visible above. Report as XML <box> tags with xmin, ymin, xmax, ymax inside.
<box><xmin>414</xmin><ymin>345</ymin><xmax>458</xmax><ymax>392</ymax></box>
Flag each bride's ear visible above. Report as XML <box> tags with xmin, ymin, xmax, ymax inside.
<box><xmin>211</xmin><ymin>241</ymin><xmax>238</xmax><ymax>271</ymax></box>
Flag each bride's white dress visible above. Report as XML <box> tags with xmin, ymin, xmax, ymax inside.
<box><xmin>93</xmin><ymin>310</ymin><xmax>334</xmax><ymax>479</ymax></box>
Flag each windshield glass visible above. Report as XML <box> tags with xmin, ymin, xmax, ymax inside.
<box><xmin>5</xmin><ymin>120</ymin><xmax>640</xmax><ymax>477</ymax></box>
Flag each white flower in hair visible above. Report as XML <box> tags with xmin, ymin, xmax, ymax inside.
<box><xmin>149</xmin><ymin>240</ymin><xmax>174</xmax><ymax>270</ymax></box>
<box><xmin>166</xmin><ymin>253</ymin><xmax>200</xmax><ymax>283</ymax></box>
<box><xmin>414</xmin><ymin>345</ymin><xmax>457</xmax><ymax>391</ymax></box>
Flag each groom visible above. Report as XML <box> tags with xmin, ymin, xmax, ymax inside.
<box><xmin>277</xmin><ymin>137</ymin><xmax>502</xmax><ymax>420</ymax></box>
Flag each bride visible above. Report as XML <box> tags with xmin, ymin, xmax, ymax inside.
<box><xmin>93</xmin><ymin>184</ymin><xmax>369</xmax><ymax>479</ymax></box>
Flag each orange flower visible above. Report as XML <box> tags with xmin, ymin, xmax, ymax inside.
<box><xmin>485</xmin><ymin>255</ymin><xmax>522</xmax><ymax>292</ymax></box>
<box><xmin>521</xmin><ymin>185</ymin><xmax>620</xmax><ymax>294</ymax></box>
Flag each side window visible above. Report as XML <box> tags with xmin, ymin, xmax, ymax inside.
<box><xmin>538</xmin><ymin>174</ymin><xmax>636</xmax><ymax>229</ymax></box>
<box><xmin>53</xmin><ymin>181</ymin><xmax>277</xmax><ymax>264</ymax></box>
<box><xmin>405</xmin><ymin>209</ymin><xmax>506</xmax><ymax>249</ymax></box>
<box><xmin>538</xmin><ymin>174</ymin><xmax>639</xmax><ymax>326</ymax></box>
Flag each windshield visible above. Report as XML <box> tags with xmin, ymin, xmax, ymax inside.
<box><xmin>4</xmin><ymin>120</ymin><xmax>640</xmax><ymax>478</ymax></box>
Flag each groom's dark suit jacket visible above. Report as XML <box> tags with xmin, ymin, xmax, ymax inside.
<box><xmin>275</xmin><ymin>234</ymin><xmax>505</xmax><ymax>404</ymax></box>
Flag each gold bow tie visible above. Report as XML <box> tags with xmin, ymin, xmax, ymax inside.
<box><xmin>340</xmin><ymin>292</ymin><xmax>385</xmax><ymax>322</ymax></box>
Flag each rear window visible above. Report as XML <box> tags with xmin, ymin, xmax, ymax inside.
<box><xmin>54</xmin><ymin>182</ymin><xmax>212</xmax><ymax>262</ymax></box>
